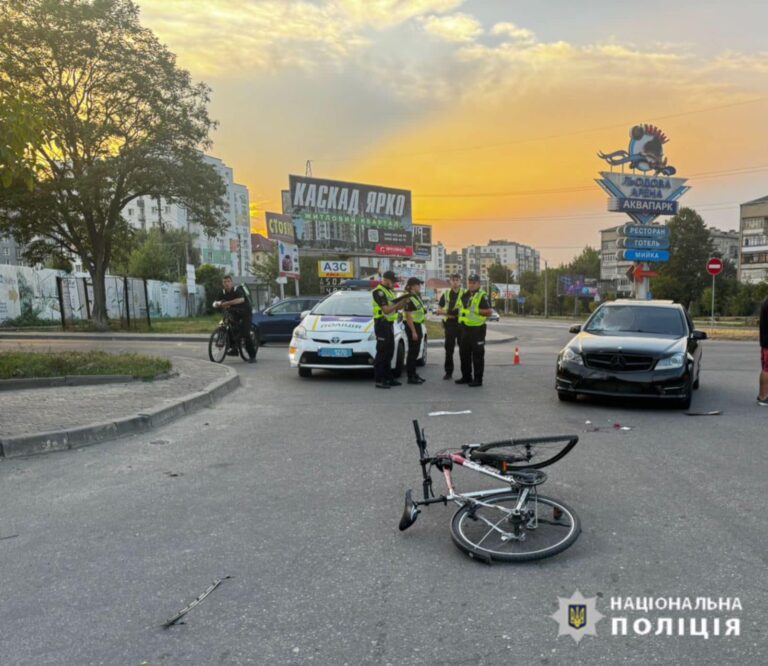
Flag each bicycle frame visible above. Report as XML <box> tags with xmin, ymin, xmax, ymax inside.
<box><xmin>412</xmin><ymin>422</ymin><xmax>534</xmax><ymax>514</ymax></box>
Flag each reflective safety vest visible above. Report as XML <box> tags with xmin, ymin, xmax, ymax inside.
<box><xmin>443</xmin><ymin>288</ymin><xmax>465</xmax><ymax>322</ymax></box>
<box><xmin>460</xmin><ymin>289</ymin><xmax>488</xmax><ymax>327</ymax></box>
<box><xmin>408</xmin><ymin>293</ymin><xmax>426</xmax><ymax>324</ymax></box>
<box><xmin>372</xmin><ymin>284</ymin><xmax>398</xmax><ymax>322</ymax></box>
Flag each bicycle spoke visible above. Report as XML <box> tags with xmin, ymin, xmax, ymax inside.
<box><xmin>453</xmin><ymin>493</ymin><xmax>579</xmax><ymax>560</ymax></box>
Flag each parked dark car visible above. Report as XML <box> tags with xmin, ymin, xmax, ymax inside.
<box><xmin>555</xmin><ymin>300</ymin><xmax>707</xmax><ymax>409</ymax></box>
<box><xmin>251</xmin><ymin>297</ymin><xmax>324</xmax><ymax>343</ymax></box>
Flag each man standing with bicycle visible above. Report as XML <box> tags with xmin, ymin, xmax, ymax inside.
<box><xmin>214</xmin><ymin>275</ymin><xmax>256</xmax><ymax>363</ymax></box>
<box><xmin>372</xmin><ymin>270</ymin><xmax>409</xmax><ymax>389</ymax></box>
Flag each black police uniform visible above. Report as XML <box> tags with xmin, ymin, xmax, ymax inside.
<box><xmin>218</xmin><ymin>286</ymin><xmax>256</xmax><ymax>359</ymax></box>
<box><xmin>458</xmin><ymin>289</ymin><xmax>490</xmax><ymax>383</ymax></box>
<box><xmin>438</xmin><ymin>287</ymin><xmax>463</xmax><ymax>377</ymax></box>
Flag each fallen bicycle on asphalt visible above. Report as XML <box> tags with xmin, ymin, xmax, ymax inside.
<box><xmin>400</xmin><ymin>420</ymin><xmax>580</xmax><ymax>563</ymax></box>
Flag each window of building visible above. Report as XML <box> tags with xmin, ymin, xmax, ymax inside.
<box><xmin>164</xmin><ymin>206</ymin><xmax>171</xmax><ymax>214</ymax></box>
<box><xmin>742</xmin><ymin>217</ymin><xmax>767</xmax><ymax>231</ymax></box>
<box><xmin>127</xmin><ymin>209</ymin><xmax>134</xmax><ymax>216</ymax></box>
<box><xmin>743</xmin><ymin>235</ymin><xmax>768</xmax><ymax>247</ymax></box>
<box><xmin>2</xmin><ymin>247</ymin><xmax>9</xmax><ymax>256</ymax></box>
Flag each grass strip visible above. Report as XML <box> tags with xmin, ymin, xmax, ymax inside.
<box><xmin>0</xmin><ymin>351</ymin><xmax>172</xmax><ymax>380</ymax></box>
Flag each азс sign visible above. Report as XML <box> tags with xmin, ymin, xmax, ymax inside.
<box><xmin>318</xmin><ymin>260</ymin><xmax>353</xmax><ymax>278</ymax></box>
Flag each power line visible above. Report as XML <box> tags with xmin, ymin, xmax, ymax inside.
<box><xmin>416</xmin><ymin>202</ymin><xmax>738</xmax><ymax>224</ymax></box>
<box><xmin>414</xmin><ymin>162</ymin><xmax>768</xmax><ymax>199</ymax></box>
<box><xmin>316</xmin><ymin>96</ymin><xmax>768</xmax><ymax>163</ymax></box>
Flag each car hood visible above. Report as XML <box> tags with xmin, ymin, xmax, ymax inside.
<box><xmin>571</xmin><ymin>331</ymin><xmax>684</xmax><ymax>356</ymax></box>
<box><xmin>302</xmin><ymin>314</ymin><xmax>374</xmax><ymax>334</ymax></box>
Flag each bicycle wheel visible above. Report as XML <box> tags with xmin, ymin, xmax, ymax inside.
<box><xmin>450</xmin><ymin>492</ymin><xmax>580</xmax><ymax>562</ymax></box>
<box><xmin>238</xmin><ymin>325</ymin><xmax>259</xmax><ymax>361</ymax></box>
<box><xmin>208</xmin><ymin>328</ymin><xmax>228</xmax><ymax>363</ymax></box>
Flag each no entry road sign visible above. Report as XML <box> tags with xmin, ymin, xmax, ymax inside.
<box><xmin>706</xmin><ymin>258</ymin><xmax>724</xmax><ymax>276</ymax></box>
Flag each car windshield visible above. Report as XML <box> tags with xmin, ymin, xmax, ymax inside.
<box><xmin>585</xmin><ymin>305</ymin><xmax>685</xmax><ymax>337</ymax></box>
<box><xmin>312</xmin><ymin>294</ymin><xmax>373</xmax><ymax>317</ymax></box>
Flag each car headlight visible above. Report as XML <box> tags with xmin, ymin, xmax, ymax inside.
<box><xmin>561</xmin><ymin>346</ymin><xmax>583</xmax><ymax>366</ymax></box>
<box><xmin>655</xmin><ymin>352</ymin><xmax>685</xmax><ymax>369</ymax></box>
<box><xmin>293</xmin><ymin>325</ymin><xmax>307</xmax><ymax>340</ymax></box>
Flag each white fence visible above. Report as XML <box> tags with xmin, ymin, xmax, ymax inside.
<box><xmin>0</xmin><ymin>265</ymin><xmax>205</xmax><ymax>325</ymax></box>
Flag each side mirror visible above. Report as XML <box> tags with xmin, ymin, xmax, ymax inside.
<box><xmin>300</xmin><ymin>310</ymin><xmax>310</xmax><ymax>320</ymax></box>
<box><xmin>569</xmin><ymin>324</ymin><xmax>582</xmax><ymax>334</ymax></box>
<box><xmin>692</xmin><ymin>330</ymin><xmax>708</xmax><ymax>340</ymax></box>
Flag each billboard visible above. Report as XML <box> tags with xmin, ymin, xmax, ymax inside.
<box><xmin>278</xmin><ymin>241</ymin><xmax>300</xmax><ymax>279</ymax></box>
<box><xmin>413</xmin><ymin>224</ymin><xmax>432</xmax><ymax>259</ymax></box>
<box><xmin>318</xmin><ymin>260</ymin><xmax>354</xmax><ymax>278</ymax></box>
<box><xmin>558</xmin><ymin>275</ymin><xmax>599</xmax><ymax>297</ymax></box>
<box><xmin>266</xmin><ymin>212</ymin><xmax>296</xmax><ymax>243</ymax></box>
<box><xmin>288</xmin><ymin>175</ymin><xmax>413</xmax><ymax>255</ymax></box>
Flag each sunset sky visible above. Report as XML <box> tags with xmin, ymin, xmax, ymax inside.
<box><xmin>136</xmin><ymin>0</ymin><xmax>768</xmax><ymax>264</ymax></box>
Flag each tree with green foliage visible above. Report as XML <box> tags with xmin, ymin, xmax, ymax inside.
<box><xmin>195</xmin><ymin>264</ymin><xmax>225</xmax><ymax>314</ymax></box>
<box><xmin>565</xmin><ymin>246</ymin><xmax>601</xmax><ymax>278</ymax></box>
<box><xmin>487</xmin><ymin>262</ymin><xmax>511</xmax><ymax>284</ymax></box>
<box><xmin>252</xmin><ymin>252</ymin><xmax>278</xmax><ymax>292</ymax></box>
<box><xmin>652</xmin><ymin>208</ymin><xmax>714</xmax><ymax>308</ymax></box>
<box><xmin>0</xmin><ymin>0</ymin><xmax>226</xmax><ymax>330</ymax></box>
<box><xmin>110</xmin><ymin>228</ymin><xmax>199</xmax><ymax>281</ymax></box>
<box><xmin>0</xmin><ymin>94</ymin><xmax>44</xmax><ymax>190</ymax></box>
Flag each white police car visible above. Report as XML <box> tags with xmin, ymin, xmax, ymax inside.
<box><xmin>289</xmin><ymin>290</ymin><xmax>427</xmax><ymax>378</ymax></box>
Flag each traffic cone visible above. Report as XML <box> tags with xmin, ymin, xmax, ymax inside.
<box><xmin>513</xmin><ymin>347</ymin><xmax>521</xmax><ymax>365</ymax></box>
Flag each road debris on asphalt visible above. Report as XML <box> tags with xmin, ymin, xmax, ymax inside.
<box><xmin>0</xmin><ymin>534</ymin><xmax>19</xmax><ymax>541</ymax></box>
<box><xmin>429</xmin><ymin>410</ymin><xmax>472</xmax><ymax>416</ymax></box>
<box><xmin>584</xmin><ymin>420</ymin><xmax>633</xmax><ymax>432</ymax></box>
<box><xmin>162</xmin><ymin>576</ymin><xmax>232</xmax><ymax>628</ymax></box>
<box><xmin>685</xmin><ymin>411</ymin><xmax>723</xmax><ymax>416</ymax></box>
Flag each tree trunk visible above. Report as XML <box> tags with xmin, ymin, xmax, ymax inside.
<box><xmin>90</xmin><ymin>260</ymin><xmax>109</xmax><ymax>331</ymax></box>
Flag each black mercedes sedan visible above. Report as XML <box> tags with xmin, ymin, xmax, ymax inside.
<box><xmin>555</xmin><ymin>300</ymin><xmax>707</xmax><ymax>409</ymax></box>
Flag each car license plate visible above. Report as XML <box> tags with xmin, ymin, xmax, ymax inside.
<box><xmin>319</xmin><ymin>348</ymin><xmax>353</xmax><ymax>358</ymax></box>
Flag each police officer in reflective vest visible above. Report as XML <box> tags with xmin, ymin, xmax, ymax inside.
<box><xmin>456</xmin><ymin>274</ymin><xmax>492</xmax><ymax>387</ymax></box>
<box><xmin>372</xmin><ymin>270</ymin><xmax>409</xmax><ymax>389</ymax></box>
<box><xmin>403</xmin><ymin>276</ymin><xmax>426</xmax><ymax>385</ymax></box>
<box><xmin>437</xmin><ymin>273</ymin><xmax>464</xmax><ymax>380</ymax></box>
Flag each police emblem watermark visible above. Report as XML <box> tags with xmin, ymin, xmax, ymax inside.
<box><xmin>550</xmin><ymin>590</ymin><xmax>604</xmax><ymax>644</ymax></box>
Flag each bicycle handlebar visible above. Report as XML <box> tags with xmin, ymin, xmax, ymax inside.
<box><xmin>412</xmin><ymin>419</ymin><xmax>427</xmax><ymax>457</ymax></box>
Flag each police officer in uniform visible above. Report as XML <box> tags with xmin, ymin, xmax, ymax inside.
<box><xmin>456</xmin><ymin>274</ymin><xmax>492</xmax><ymax>387</ymax></box>
<box><xmin>403</xmin><ymin>277</ymin><xmax>427</xmax><ymax>385</ymax></box>
<box><xmin>437</xmin><ymin>273</ymin><xmax>464</xmax><ymax>380</ymax></box>
<box><xmin>371</xmin><ymin>270</ymin><xmax>409</xmax><ymax>389</ymax></box>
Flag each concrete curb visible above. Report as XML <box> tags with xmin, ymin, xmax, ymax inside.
<box><xmin>0</xmin><ymin>373</ymin><xmax>176</xmax><ymax>391</ymax></box>
<box><xmin>0</xmin><ymin>365</ymin><xmax>240</xmax><ymax>459</ymax></box>
<box><xmin>0</xmin><ymin>332</ymin><xmax>208</xmax><ymax>342</ymax></box>
<box><xmin>427</xmin><ymin>335</ymin><xmax>517</xmax><ymax>347</ymax></box>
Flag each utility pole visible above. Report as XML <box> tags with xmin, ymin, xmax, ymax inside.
<box><xmin>544</xmin><ymin>260</ymin><xmax>549</xmax><ymax>318</ymax></box>
<box><xmin>505</xmin><ymin>267</ymin><xmax>509</xmax><ymax>315</ymax></box>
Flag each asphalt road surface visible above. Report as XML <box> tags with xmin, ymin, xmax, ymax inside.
<box><xmin>1</xmin><ymin>321</ymin><xmax>766</xmax><ymax>665</ymax></box>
